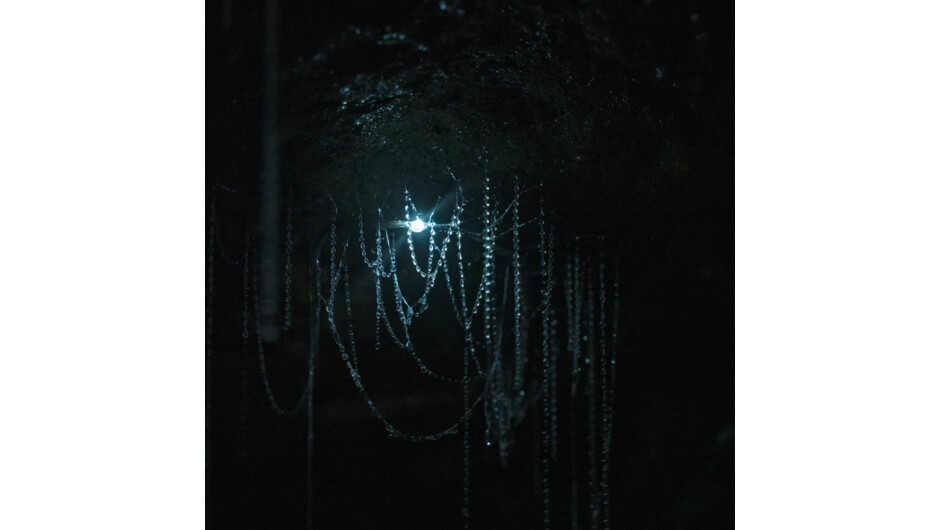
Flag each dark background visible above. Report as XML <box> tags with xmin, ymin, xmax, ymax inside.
<box><xmin>206</xmin><ymin>0</ymin><xmax>732</xmax><ymax>527</ymax></box>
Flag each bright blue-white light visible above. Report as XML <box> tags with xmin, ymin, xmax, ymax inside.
<box><xmin>409</xmin><ymin>218</ymin><xmax>427</xmax><ymax>233</ymax></box>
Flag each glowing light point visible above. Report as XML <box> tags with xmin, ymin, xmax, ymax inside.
<box><xmin>409</xmin><ymin>218</ymin><xmax>427</xmax><ymax>233</ymax></box>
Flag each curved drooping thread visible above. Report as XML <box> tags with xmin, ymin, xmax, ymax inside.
<box><xmin>253</xmin><ymin>252</ymin><xmax>316</xmax><ymax>417</ymax></box>
<box><xmin>453</xmin><ymin>199</ymin><xmax>486</xmax><ymax>376</ymax></box>
<box><xmin>325</xmin><ymin>241</ymin><xmax>485</xmax><ymax>441</ymax></box>
<box><xmin>377</xmin><ymin>291</ymin><xmax>484</xmax><ymax>383</ymax></box>
<box><xmin>343</xmin><ymin>258</ymin><xmax>470</xmax><ymax>385</ymax></box>
<box><xmin>386</xmin><ymin>227</ymin><xmax>451</xmax><ymax>326</ymax></box>
<box><xmin>342</xmin><ymin>262</ymin><xmax>360</xmax><ymax>371</ymax></box>
<box><xmin>398</xmin><ymin>211</ymin><xmax>462</xmax><ymax>322</ymax></box>
<box><xmin>377</xmin><ymin>231</ymin><xmax>471</xmax><ymax>381</ymax></box>
<box><xmin>357</xmin><ymin>208</ymin><xmax>394</xmax><ymax>278</ymax></box>
<box><xmin>347</xmin><ymin>204</ymin><xmax>488</xmax><ymax>384</ymax></box>
<box><xmin>440</xmin><ymin>244</ymin><xmax>465</xmax><ymax>328</ymax></box>
<box><xmin>350</xmin><ymin>234</ymin><xmax>482</xmax><ymax>384</ymax></box>
<box><xmin>370</xmin><ymin>257</ymin><xmax>406</xmax><ymax>350</ymax></box>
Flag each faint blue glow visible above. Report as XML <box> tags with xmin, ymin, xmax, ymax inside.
<box><xmin>409</xmin><ymin>218</ymin><xmax>427</xmax><ymax>233</ymax></box>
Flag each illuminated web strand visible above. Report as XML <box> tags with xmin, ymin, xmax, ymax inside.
<box><xmin>439</xmin><ymin>203</ymin><xmax>467</xmax><ymax>327</ymax></box>
<box><xmin>384</xmin><ymin>235</ymin><xmax>464</xmax><ymax>379</ymax></box>
<box><xmin>441</xmin><ymin>186</ymin><xmax>466</xmax><ymax>327</ymax></box>
<box><xmin>306</xmin><ymin>260</ymin><xmax>320</xmax><ymax>530</ymax></box>
<box><xmin>368</xmin><ymin>199</ymin><xmax>462</xmax><ymax>355</ymax></box>
<box><xmin>441</xmin><ymin>243</ymin><xmax>466</xmax><ymax>328</ymax></box>
<box><xmin>385</xmin><ymin>228</ymin><xmax>412</xmax><ymax>327</ymax></box>
<box><xmin>375</xmin><ymin>286</ymin><xmax>408</xmax><ymax>349</ymax></box>
<box><xmin>482</xmin><ymin>171</ymin><xmax>496</xmax><ymax>357</ymax></box>
<box><xmin>357</xmin><ymin>208</ymin><xmax>391</xmax><ymax>277</ymax></box>
<box><xmin>512</xmin><ymin>177</ymin><xmax>526</xmax><ymax>398</ymax></box>
<box><xmin>454</xmin><ymin>186</ymin><xmax>492</xmax><ymax>328</ymax></box>
<box><xmin>396</xmin><ymin>307</ymin><xmax>480</xmax><ymax>384</ymax></box>
<box><xmin>325</xmin><ymin>220</ymin><xmax>485</xmax><ymax>441</ymax></box>
<box><xmin>375</xmin><ymin>213</ymin><xmax>389</xmax><ymax>275</ymax></box>
<box><xmin>538</xmin><ymin>195</ymin><xmax>552</xmax><ymax>528</ymax></box>
<box><xmin>325</xmin><ymin>219</ymin><xmax>347</xmax><ymax>361</ymax></box>
<box><xmin>387</xmin><ymin>221</ymin><xmax>456</xmax><ymax>325</ymax></box>
<box><xmin>459</xmin><ymin>194</ymin><xmax>474</xmax><ymax>528</ymax></box>
<box><xmin>426</xmin><ymin>224</ymin><xmax>437</xmax><ymax>276</ymax></box>
<box><xmin>375</xmin><ymin>264</ymin><xmax>383</xmax><ymax>353</ymax></box>
<box><xmin>343</xmin><ymin>262</ymin><xmax>359</xmax><ymax>370</ymax></box>
<box><xmin>602</xmin><ymin>259</ymin><xmax>621</xmax><ymax>528</ymax></box>
<box><xmin>494</xmin><ymin>273</ymin><xmax>514</xmax><ymax>463</ymax></box>
<box><xmin>254</xmin><ymin>253</ymin><xmax>313</xmax><ymax>417</ymax></box>
<box><xmin>283</xmin><ymin>188</ymin><xmax>293</xmax><ymax>331</ymax></box>
<box><xmin>568</xmin><ymin>246</ymin><xmax>582</xmax><ymax>530</ymax></box>
<box><xmin>354</xmin><ymin>253</ymin><xmax>469</xmax><ymax>388</ymax></box>
<box><xmin>452</xmin><ymin>191</ymin><xmax>484</xmax><ymax>376</ymax></box>
<box><xmin>564</xmin><ymin>251</ymin><xmax>575</xmax><ymax>362</ymax></box>
<box><xmin>408</xmin><ymin>225</ymin><xmax>455</xmax><ymax>318</ymax></box>
<box><xmin>480</xmin><ymin>166</ymin><xmax>513</xmax><ymax>463</ymax></box>
<box><xmin>404</xmin><ymin>189</ymin><xmax>436</xmax><ymax>279</ymax></box>
<box><xmin>547</xmin><ymin>229</ymin><xmax>559</xmax><ymax>463</ymax></box>
<box><xmin>496</xmin><ymin>267</ymin><xmax>511</xmax><ymax>359</ymax></box>
<box><xmin>598</xmin><ymin>255</ymin><xmax>611</xmax><ymax>530</ymax></box>
<box><xmin>444</xmin><ymin>171</ymin><xmax>474</xmax><ymax>529</ymax></box>
<box><xmin>370</xmin><ymin>226</ymin><xmax>478</xmax><ymax>384</ymax></box>
<box><xmin>584</xmin><ymin>257</ymin><xmax>600</xmax><ymax>530</ymax></box>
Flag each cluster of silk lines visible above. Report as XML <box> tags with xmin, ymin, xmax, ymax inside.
<box><xmin>208</xmin><ymin>176</ymin><xmax>621</xmax><ymax>529</ymax></box>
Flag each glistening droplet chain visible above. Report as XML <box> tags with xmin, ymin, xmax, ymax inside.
<box><xmin>538</xmin><ymin>194</ymin><xmax>552</xmax><ymax>528</ymax></box>
<box><xmin>283</xmin><ymin>189</ymin><xmax>293</xmax><ymax>331</ymax></box>
<box><xmin>569</xmin><ymin>246</ymin><xmax>582</xmax><ymax>530</ymax></box>
<box><xmin>584</xmin><ymin>257</ymin><xmax>600</xmax><ymax>530</ymax></box>
<box><xmin>325</xmin><ymin>214</ymin><xmax>484</xmax><ymax>440</ymax></box>
<box><xmin>598</xmin><ymin>254</ymin><xmax>611</xmax><ymax>530</ymax></box>
<box><xmin>512</xmin><ymin>177</ymin><xmax>526</xmax><ymax>398</ymax></box>
<box><xmin>306</xmin><ymin>260</ymin><xmax>320</xmax><ymax>530</ymax></box>
<box><xmin>404</xmin><ymin>189</ymin><xmax>433</xmax><ymax>279</ymax></box>
<box><xmin>254</xmin><ymin>251</ymin><xmax>310</xmax><ymax>417</ymax></box>
<box><xmin>603</xmin><ymin>259</ymin><xmax>621</xmax><ymax>529</ymax></box>
<box><xmin>547</xmin><ymin>228</ymin><xmax>559</xmax><ymax>463</ymax></box>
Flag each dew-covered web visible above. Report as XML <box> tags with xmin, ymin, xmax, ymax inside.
<box><xmin>209</xmin><ymin>165</ymin><xmax>623</xmax><ymax>529</ymax></box>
